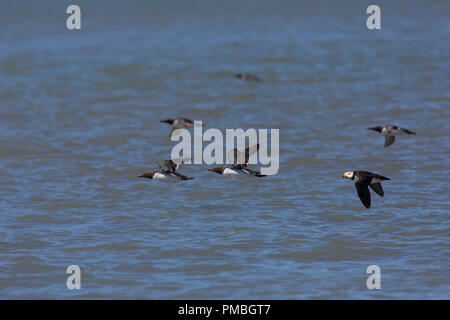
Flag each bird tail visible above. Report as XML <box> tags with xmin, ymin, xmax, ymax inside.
<box><xmin>402</xmin><ymin>128</ymin><xmax>416</xmax><ymax>135</ymax></box>
<box><xmin>242</xmin><ymin>167</ymin><xmax>266</xmax><ymax>177</ymax></box>
<box><xmin>170</xmin><ymin>172</ymin><xmax>194</xmax><ymax>180</ymax></box>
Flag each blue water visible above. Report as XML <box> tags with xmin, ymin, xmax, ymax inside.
<box><xmin>0</xmin><ymin>0</ymin><xmax>449</xmax><ymax>299</ymax></box>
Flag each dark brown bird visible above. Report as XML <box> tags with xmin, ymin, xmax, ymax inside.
<box><xmin>368</xmin><ymin>125</ymin><xmax>416</xmax><ymax>147</ymax></box>
<box><xmin>139</xmin><ymin>159</ymin><xmax>193</xmax><ymax>181</ymax></box>
<box><xmin>161</xmin><ymin>118</ymin><xmax>194</xmax><ymax>128</ymax></box>
<box><xmin>235</xmin><ymin>73</ymin><xmax>261</xmax><ymax>82</ymax></box>
<box><xmin>161</xmin><ymin>118</ymin><xmax>195</xmax><ymax>137</ymax></box>
<box><xmin>209</xmin><ymin>144</ymin><xmax>265</xmax><ymax>177</ymax></box>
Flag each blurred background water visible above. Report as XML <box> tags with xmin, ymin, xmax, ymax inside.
<box><xmin>0</xmin><ymin>0</ymin><xmax>449</xmax><ymax>299</ymax></box>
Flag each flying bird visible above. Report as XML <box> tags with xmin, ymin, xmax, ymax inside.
<box><xmin>235</xmin><ymin>73</ymin><xmax>261</xmax><ymax>82</ymax></box>
<box><xmin>208</xmin><ymin>165</ymin><xmax>266</xmax><ymax>177</ymax></box>
<box><xmin>161</xmin><ymin>117</ymin><xmax>194</xmax><ymax>137</ymax></box>
<box><xmin>342</xmin><ymin>171</ymin><xmax>390</xmax><ymax>209</ymax></box>
<box><xmin>139</xmin><ymin>159</ymin><xmax>193</xmax><ymax>181</ymax></box>
<box><xmin>368</xmin><ymin>125</ymin><xmax>416</xmax><ymax>147</ymax></box>
<box><xmin>209</xmin><ymin>144</ymin><xmax>265</xmax><ymax>177</ymax></box>
<box><xmin>161</xmin><ymin>117</ymin><xmax>194</xmax><ymax>129</ymax></box>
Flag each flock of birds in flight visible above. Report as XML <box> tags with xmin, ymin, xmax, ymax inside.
<box><xmin>139</xmin><ymin>73</ymin><xmax>417</xmax><ymax>209</ymax></box>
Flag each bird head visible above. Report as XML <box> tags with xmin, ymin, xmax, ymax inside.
<box><xmin>342</xmin><ymin>171</ymin><xmax>354</xmax><ymax>179</ymax></box>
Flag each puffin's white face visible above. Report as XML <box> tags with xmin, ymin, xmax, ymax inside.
<box><xmin>342</xmin><ymin>171</ymin><xmax>354</xmax><ymax>179</ymax></box>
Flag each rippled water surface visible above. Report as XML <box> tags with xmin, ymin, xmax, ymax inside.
<box><xmin>0</xmin><ymin>0</ymin><xmax>449</xmax><ymax>299</ymax></box>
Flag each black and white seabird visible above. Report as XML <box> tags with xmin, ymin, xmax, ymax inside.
<box><xmin>208</xmin><ymin>165</ymin><xmax>266</xmax><ymax>177</ymax></box>
<box><xmin>342</xmin><ymin>171</ymin><xmax>390</xmax><ymax>209</ymax></box>
<box><xmin>368</xmin><ymin>125</ymin><xmax>416</xmax><ymax>147</ymax></box>
<box><xmin>139</xmin><ymin>159</ymin><xmax>193</xmax><ymax>181</ymax></box>
<box><xmin>161</xmin><ymin>117</ymin><xmax>194</xmax><ymax>136</ymax></box>
<box><xmin>139</xmin><ymin>170</ymin><xmax>171</xmax><ymax>180</ymax></box>
<box><xmin>235</xmin><ymin>73</ymin><xmax>261</xmax><ymax>82</ymax></box>
<box><xmin>208</xmin><ymin>144</ymin><xmax>266</xmax><ymax>177</ymax></box>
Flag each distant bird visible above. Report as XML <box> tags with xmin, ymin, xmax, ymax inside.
<box><xmin>209</xmin><ymin>144</ymin><xmax>265</xmax><ymax>177</ymax></box>
<box><xmin>342</xmin><ymin>171</ymin><xmax>390</xmax><ymax>209</ymax></box>
<box><xmin>139</xmin><ymin>159</ymin><xmax>193</xmax><ymax>181</ymax></box>
<box><xmin>161</xmin><ymin>117</ymin><xmax>194</xmax><ymax>137</ymax></box>
<box><xmin>368</xmin><ymin>125</ymin><xmax>416</xmax><ymax>147</ymax></box>
<box><xmin>161</xmin><ymin>118</ymin><xmax>194</xmax><ymax>129</ymax></box>
<box><xmin>235</xmin><ymin>73</ymin><xmax>261</xmax><ymax>82</ymax></box>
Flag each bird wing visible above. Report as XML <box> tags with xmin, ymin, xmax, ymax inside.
<box><xmin>227</xmin><ymin>144</ymin><xmax>259</xmax><ymax>165</ymax></box>
<box><xmin>157</xmin><ymin>160</ymin><xmax>177</xmax><ymax>173</ymax></box>
<box><xmin>245</xmin><ymin>144</ymin><xmax>259</xmax><ymax>164</ymax></box>
<box><xmin>181</xmin><ymin>118</ymin><xmax>194</xmax><ymax>124</ymax></box>
<box><xmin>227</xmin><ymin>149</ymin><xmax>244</xmax><ymax>165</ymax></box>
<box><xmin>369</xmin><ymin>182</ymin><xmax>384</xmax><ymax>197</ymax></box>
<box><xmin>171</xmin><ymin>157</ymin><xmax>190</xmax><ymax>168</ymax></box>
<box><xmin>355</xmin><ymin>179</ymin><xmax>371</xmax><ymax>208</ymax></box>
<box><xmin>384</xmin><ymin>135</ymin><xmax>395</xmax><ymax>147</ymax></box>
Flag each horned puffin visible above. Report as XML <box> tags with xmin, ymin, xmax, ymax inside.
<box><xmin>368</xmin><ymin>125</ymin><xmax>416</xmax><ymax>147</ymax></box>
<box><xmin>342</xmin><ymin>171</ymin><xmax>390</xmax><ymax>209</ymax></box>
